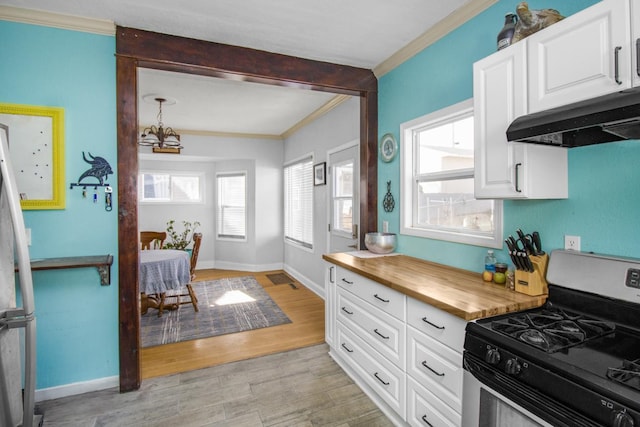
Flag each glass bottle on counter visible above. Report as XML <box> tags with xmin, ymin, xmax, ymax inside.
<box><xmin>497</xmin><ymin>13</ymin><xmax>517</xmax><ymax>51</ymax></box>
<box><xmin>483</xmin><ymin>250</ymin><xmax>497</xmax><ymax>281</ymax></box>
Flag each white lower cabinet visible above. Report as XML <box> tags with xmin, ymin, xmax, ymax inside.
<box><xmin>328</xmin><ymin>265</ymin><xmax>466</xmax><ymax>426</ymax></box>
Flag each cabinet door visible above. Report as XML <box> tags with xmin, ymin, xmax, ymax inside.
<box><xmin>474</xmin><ymin>42</ymin><xmax>527</xmax><ymax>199</ymax></box>
<box><xmin>528</xmin><ymin>0</ymin><xmax>632</xmax><ymax>113</ymax></box>
<box><xmin>325</xmin><ymin>263</ymin><xmax>336</xmax><ymax>347</ymax></box>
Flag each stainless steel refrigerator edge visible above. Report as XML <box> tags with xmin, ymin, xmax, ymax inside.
<box><xmin>0</xmin><ymin>124</ymin><xmax>38</xmax><ymax>427</ymax></box>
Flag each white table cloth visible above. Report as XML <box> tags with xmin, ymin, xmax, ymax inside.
<box><xmin>139</xmin><ymin>249</ymin><xmax>190</xmax><ymax>294</ymax></box>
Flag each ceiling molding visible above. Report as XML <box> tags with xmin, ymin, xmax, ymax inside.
<box><xmin>0</xmin><ymin>5</ymin><xmax>115</xmax><ymax>35</ymax></box>
<box><xmin>281</xmin><ymin>94</ymin><xmax>351</xmax><ymax>139</ymax></box>
<box><xmin>373</xmin><ymin>0</ymin><xmax>498</xmax><ymax>77</ymax></box>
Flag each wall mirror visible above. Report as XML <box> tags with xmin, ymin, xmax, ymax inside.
<box><xmin>0</xmin><ymin>103</ymin><xmax>65</xmax><ymax>210</ymax></box>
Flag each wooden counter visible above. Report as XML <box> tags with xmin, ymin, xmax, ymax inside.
<box><xmin>323</xmin><ymin>252</ymin><xmax>547</xmax><ymax>321</ymax></box>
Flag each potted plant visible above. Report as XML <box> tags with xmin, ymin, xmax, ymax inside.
<box><xmin>164</xmin><ymin>220</ymin><xmax>200</xmax><ymax>251</ymax></box>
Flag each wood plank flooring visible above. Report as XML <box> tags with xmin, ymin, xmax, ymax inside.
<box><xmin>36</xmin><ymin>270</ymin><xmax>393</xmax><ymax>425</ymax></box>
<box><xmin>141</xmin><ymin>269</ymin><xmax>326</xmax><ymax>379</ymax></box>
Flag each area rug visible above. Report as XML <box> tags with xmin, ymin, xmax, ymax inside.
<box><xmin>141</xmin><ymin>276</ymin><xmax>292</xmax><ymax>348</ymax></box>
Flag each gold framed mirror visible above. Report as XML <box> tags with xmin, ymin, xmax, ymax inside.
<box><xmin>0</xmin><ymin>103</ymin><xmax>65</xmax><ymax>210</ymax></box>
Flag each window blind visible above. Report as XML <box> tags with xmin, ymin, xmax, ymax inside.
<box><xmin>284</xmin><ymin>157</ymin><xmax>313</xmax><ymax>249</ymax></box>
<box><xmin>217</xmin><ymin>173</ymin><xmax>246</xmax><ymax>239</ymax></box>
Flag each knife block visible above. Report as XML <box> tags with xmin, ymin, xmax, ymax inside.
<box><xmin>515</xmin><ymin>254</ymin><xmax>549</xmax><ymax>296</ymax></box>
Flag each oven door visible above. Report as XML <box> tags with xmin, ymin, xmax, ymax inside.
<box><xmin>462</xmin><ymin>352</ymin><xmax>603</xmax><ymax>427</ymax></box>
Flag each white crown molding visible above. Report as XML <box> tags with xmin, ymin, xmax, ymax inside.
<box><xmin>281</xmin><ymin>94</ymin><xmax>351</xmax><ymax>139</ymax></box>
<box><xmin>373</xmin><ymin>0</ymin><xmax>498</xmax><ymax>77</ymax></box>
<box><xmin>0</xmin><ymin>5</ymin><xmax>115</xmax><ymax>35</ymax></box>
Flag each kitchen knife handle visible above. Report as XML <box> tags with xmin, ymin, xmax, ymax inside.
<box><xmin>532</xmin><ymin>231</ymin><xmax>544</xmax><ymax>255</ymax></box>
<box><xmin>514</xmin><ymin>163</ymin><xmax>522</xmax><ymax>193</ymax></box>
<box><xmin>615</xmin><ymin>46</ymin><xmax>622</xmax><ymax>85</ymax></box>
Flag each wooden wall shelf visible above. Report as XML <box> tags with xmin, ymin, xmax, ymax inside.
<box><xmin>16</xmin><ymin>255</ymin><xmax>114</xmax><ymax>286</ymax></box>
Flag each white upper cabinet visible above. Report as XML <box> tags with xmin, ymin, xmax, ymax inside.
<box><xmin>528</xmin><ymin>0</ymin><xmax>635</xmax><ymax>113</ymax></box>
<box><xmin>474</xmin><ymin>42</ymin><xmax>568</xmax><ymax>199</ymax></box>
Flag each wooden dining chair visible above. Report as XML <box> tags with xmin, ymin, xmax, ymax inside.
<box><xmin>170</xmin><ymin>232</ymin><xmax>202</xmax><ymax>312</ymax></box>
<box><xmin>140</xmin><ymin>231</ymin><xmax>166</xmax><ymax>250</ymax></box>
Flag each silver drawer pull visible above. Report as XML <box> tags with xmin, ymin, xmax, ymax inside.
<box><xmin>341</xmin><ymin>343</ymin><xmax>354</xmax><ymax>353</ymax></box>
<box><xmin>374</xmin><ymin>329</ymin><xmax>390</xmax><ymax>340</ymax></box>
<box><xmin>374</xmin><ymin>372</ymin><xmax>390</xmax><ymax>386</ymax></box>
<box><xmin>373</xmin><ymin>294</ymin><xmax>390</xmax><ymax>303</ymax></box>
<box><xmin>422</xmin><ymin>360</ymin><xmax>445</xmax><ymax>377</ymax></box>
<box><xmin>421</xmin><ymin>415</ymin><xmax>434</xmax><ymax>426</ymax></box>
<box><xmin>341</xmin><ymin>278</ymin><xmax>353</xmax><ymax>285</ymax></box>
<box><xmin>422</xmin><ymin>317</ymin><xmax>445</xmax><ymax>330</ymax></box>
<box><xmin>341</xmin><ymin>307</ymin><xmax>353</xmax><ymax>315</ymax></box>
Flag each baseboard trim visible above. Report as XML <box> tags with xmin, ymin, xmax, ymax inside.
<box><xmin>283</xmin><ymin>264</ymin><xmax>324</xmax><ymax>299</ymax></box>
<box><xmin>35</xmin><ymin>375</ymin><xmax>119</xmax><ymax>402</ymax></box>
<box><xmin>212</xmin><ymin>260</ymin><xmax>284</xmax><ymax>272</ymax></box>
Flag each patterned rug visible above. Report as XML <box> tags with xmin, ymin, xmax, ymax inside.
<box><xmin>141</xmin><ymin>276</ymin><xmax>292</xmax><ymax>348</ymax></box>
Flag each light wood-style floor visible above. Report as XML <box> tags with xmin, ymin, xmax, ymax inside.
<box><xmin>141</xmin><ymin>269</ymin><xmax>326</xmax><ymax>379</ymax></box>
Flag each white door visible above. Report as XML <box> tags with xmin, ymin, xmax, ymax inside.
<box><xmin>328</xmin><ymin>142</ymin><xmax>359</xmax><ymax>253</ymax></box>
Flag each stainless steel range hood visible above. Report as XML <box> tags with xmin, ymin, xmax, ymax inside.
<box><xmin>506</xmin><ymin>87</ymin><xmax>640</xmax><ymax>147</ymax></box>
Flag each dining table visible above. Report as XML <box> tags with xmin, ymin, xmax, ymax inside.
<box><xmin>139</xmin><ymin>249</ymin><xmax>190</xmax><ymax>317</ymax></box>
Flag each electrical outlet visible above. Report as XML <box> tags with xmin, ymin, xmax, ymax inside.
<box><xmin>25</xmin><ymin>228</ymin><xmax>31</xmax><ymax>246</ymax></box>
<box><xmin>383</xmin><ymin>221</ymin><xmax>389</xmax><ymax>233</ymax></box>
<box><xmin>564</xmin><ymin>235</ymin><xmax>581</xmax><ymax>251</ymax></box>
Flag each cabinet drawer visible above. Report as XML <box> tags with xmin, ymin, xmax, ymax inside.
<box><xmin>337</xmin><ymin>287</ymin><xmax>405</xmax><ymax>369</ymax></box>
<box><xmin>407</xmin><ymin>327</ymin><xmax>462</xmax><ymax>412</ymax></box>
<box><xmin>336</xmin><ymin>267</ymin><xmax>405</xmax><ymax>321</ymax></box>
<box><xmin>407</xmin><ymin>297</ymin><xmax>466</xmax><ymax>351</ymax></box>
<box><xmin>407</xmin><ymin>377</ymin><xmax>461</xmax><ymax>427</ymax></box>
<box><xmin>336</xmin><ymin>322</ymin><xmax>406</xmax><ymax>418</ymax></box>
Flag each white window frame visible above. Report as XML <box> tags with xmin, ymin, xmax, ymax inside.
<box><xmin>284</xmin><ymin>154</ymin><xmax>314</xmax><ymax>252</ymax></box>
<box><xmin>138</xmin><ymin>170</ymin><xmax>204</xmax><ymax>204</ymax></box>
<box><xmin>216</xmin><ymin>171</ymin><xmax>247</xmax><ymax>242</ymax></box>
<box><xmin>400</xmin><ymin>99</ymin><xmax>503</xmax><ymax>248</ymax></box>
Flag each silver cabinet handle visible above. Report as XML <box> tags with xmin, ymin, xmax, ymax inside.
<box><xmin>374</xmin><ymin>372</ymin><xmax>390</xmax><ymax>386</ymax></box>
<box><xmin>421</xmin><ymin>317</ymin><xmax>445</xmax><ymax>330</ymax></box>
<box><xmin>341</xmin><ymin>278</ymin><xmax>353</xmax><ymax>285</ymax></box>
<box><xmin>636</xmin><ymin>39</ymin><xmax>640</xmax><ymax>77</ymax></box>
<box><xmin>329</xmin><ymin>266</ymin><xmax>335</xmax><ymax>284</ymax></box>
<box><xmin>373</xmin><ymin>329</ymin><xmax>390</xmax><ymax>340</ymax></box>
<box><xmin>615</xmin><ymin>46</ymin><xmax>623</xmax><ymax>85</ymax></box>
<box><xmin>515</xmin><ymin>162</ymin><xmax>522</xmax><ymax>193</ymax></box>
<box><xmin>341</xmin><ymin>307</ymin><xmax>353</xmax><ymax>315</ymax></box>
<box><xmin>422</xmin><ymin>360</ymin><xmax>445</xmax><ymax>377</ymax></box>
<box><xmin>373</xmin><ymin>294</ymin><xmax>389</xmax><ymax>303</ymax></box>
<box><xmin>421</xmin><ymin>415</ymin><xmax>434</xmax><ymax>426</ymax></box>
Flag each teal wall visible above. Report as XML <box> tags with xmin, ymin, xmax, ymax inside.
<box><xmin>378</xmin><ymin>0</ymin><xmax>640</xmax><ymax>272</ymax></box>
<box><xmin>0</xmin><ymin>21</ymin><xmax>118</xmax><ymax>389</ymax></box>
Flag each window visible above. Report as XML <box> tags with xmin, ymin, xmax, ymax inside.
<box><xmin>216</xmin><ymin>172</ymin><xmax>246</xmax><ymax>240</ymax></box>
<box><xmin>138</xmin><ymin>171</ymin><xmax>203</xmax><ymax>203</ymax></box>
<box><xmin>400</xmin><ymin>99</ymin><xmax>502</xmax><ymax>247</ymax></box>
<box><xmin>284</xmin><ymin>156</ymin><xmax>313</xmax><ymax>249</ymax></box>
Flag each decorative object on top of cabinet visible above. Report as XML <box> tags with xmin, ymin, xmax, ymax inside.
<box><xmin>511</xmin><ymin>2</ymin><xmax>564</xmax><ymax>43</ymax></box>
<box><xmin>379</xmin><ymin>133</ymin><xmax>397</xmax><ymax>163</ymax></box>
<box><xmin>497</xmin><ymin>13</ymin><xmax>517</xmax><ymax>50</ymax></box>
<box><xmin>382</xmin><ymin>181</ymin><xmax>395</xmax><ymax>212</ymax></box>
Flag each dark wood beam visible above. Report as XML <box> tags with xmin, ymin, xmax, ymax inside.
<box><xmin>115</xmin><ymin>26</ymin><xmax>378</xmax><ymax>391</ymax></box>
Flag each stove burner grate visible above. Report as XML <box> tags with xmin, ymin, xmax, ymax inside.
<box><xmin>490</xmin><ymin>308</ymin><xmax>615</xmax><ymax>353</ymax></box>
<box><xmin>607</xmin><ymin>359</ymin><xmax>640</xmax><ymax>392</ymax></box>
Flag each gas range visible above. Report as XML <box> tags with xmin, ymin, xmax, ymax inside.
<box><xmin>463</xmin><ymin>250</ymin><xmax>640</xmax><ymax>427</ymax></box>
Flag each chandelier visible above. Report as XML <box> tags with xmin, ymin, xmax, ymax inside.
<box><xmin>139</xmin><ymin>97</ymin><xmax>182</xmax><ymax>153</ymax></box>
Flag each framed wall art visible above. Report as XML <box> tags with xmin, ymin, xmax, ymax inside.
<box><xmin>0</xmin><ymin>103</ymin><xmax>65</xmax><ymax>210</ymax></box>
<box><xmin>314</xmin><ymin>162</ymin><xmax>326</xmax><ymax>186</ymax></box>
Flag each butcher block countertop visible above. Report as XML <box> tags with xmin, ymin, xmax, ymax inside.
<box><xmin>323</xmin><ymin>252</ymin><xmax>547</xmax><ymax>321</ymax></box>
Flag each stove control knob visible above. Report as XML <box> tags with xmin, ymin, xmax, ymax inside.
<box><xmin>505</xmin><ymin>358</ymin><xmax>521</xmax><ymax>375</ymax></box>
<box><xmin>612</xmin><ymin>410</ymin><xmax>634</xmax><ymax>427</ymax></box>
<box><xmin>485</xmin><ymin>348</ymin><xmax>501</xmax><ymax>365</ymax></box>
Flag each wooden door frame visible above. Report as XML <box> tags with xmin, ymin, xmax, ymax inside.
<box><xmin>115</xmin><ymin>26</ymin><xmax>378</xmax><ymax>391</ymax></box>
